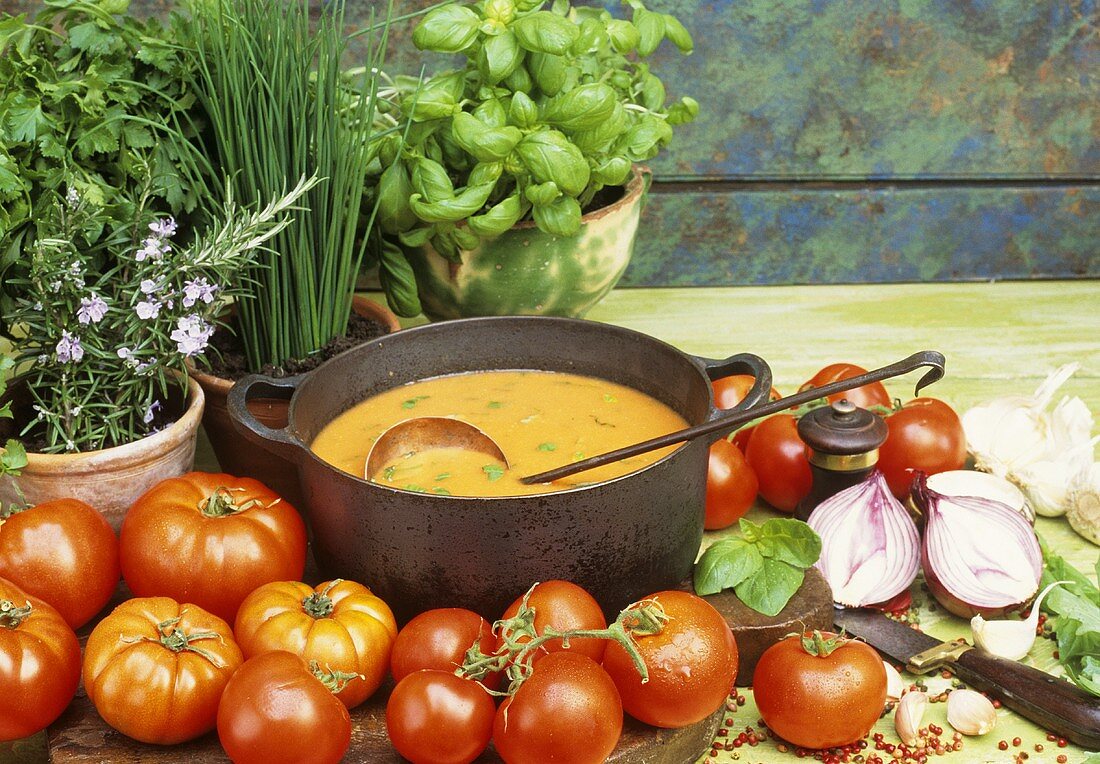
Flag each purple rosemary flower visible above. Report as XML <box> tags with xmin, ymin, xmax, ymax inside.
<box><xmin>135</xmin><ymin>300</ymin><xmax>161</xmax><ymax>320</ymax></box>
<box><xmin>135</xmin><ymin>236</ymin><xmax>170</xmax><ymax>263</ymax></box>
<box><xmin>55</xmin><ymin>331</ymin><xmax>84</xmax><ymax>363</ymax></box>
<box><xmin>171</xmin><ymin>314</ymin><xmax>214</xmax><ymax>357</ymax></box>
<box><xmin>77</xmin><ymin>293</ymin><xmax>108</xmax><ymax>325</ymax></box>
<box><xmin>142</xmin><ymin>399</ymin><xmax>162</xmax><ymax>425</ymax></box>
<box><xmin>139</xmin><ymin>279</ymin><xmax>159</xmax><ymax>295</ymax></box>
<box><xmin>149</xmin><ymin>217</ymin><xmax>177</xmax><ymax>239</ymax></box>
<box><xmin>182</xmin><ymin>277</ymin><xmax>218</xmax><ymax>308</ymax></box>
<box><xmin>65</xmin><ymin>186</ymin><xmax>80</xmax><ymax>208</ymax></box>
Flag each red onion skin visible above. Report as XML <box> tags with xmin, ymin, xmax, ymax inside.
<box><xmin>920</xmin><ymin>538</ymin><xmax>1037</xmax><ymax>619</ymax></box>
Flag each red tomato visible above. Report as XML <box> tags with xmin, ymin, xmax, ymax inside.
<box><xmin>391</xmin><ymin>607</ymin><xmax>500</xmax><ymax>689</ymax></box>
<box><xmin>602</xmin><ymin>590</ymin><xmax>737</xmax><ymax>728</ymax></box>
<box><xmin>879</xmin><ymin>398</ymin><xmax>967</xmax><ymax>498</ymax></box>
<box><xmin>120</xmin><ymin>472</ymin><xmax>307</xmax><ymax>623</ymax></box>
<box><xmin>83</xmin><ymin>596</ymin><xmax>243</xmax><ymax>744</ymax></box>
<box><xmin>0</xmin><ymin>577</ymin><xmax>81</xmax><ymax>741</ymax></box>
<box><xmin>800</xmin><ymin>363</ymin><xmax>891</xmax><ymax>409</ymax></box>
<box><xmin>233</xmin><ymin>579</ymin><xmax>397</xmax><ymax>709</ymax></box>
<box><xmin>0</xmin><ymin>498</ymin><xmax>119</xmax><ymax>628</ymax></box>
<box><xmin>493</xmin><ymin>652</ymin><xmax>622</xmax><ymax>764</ymax></box>
<box><xmin>753</xmin><ymin>632</ymin><xmax>886</xmax><ymax>750</ymax></box>
<box><xmin>387</xmin><ymin>670</ymin><xmax>495</xmax><ymax>764</ymax></box>
<box><xmin>704</xmin><ymin>439</ymin><xmax>758</xmax><ymax>530</ymax></box>
<box><xmin>712</xmin><ymin>374</ymin><xmax>782</xmax><ymax>451</ymax></box>
<box><xmin>743</xmin><ymin>414</ymin><xmax>812</xmax><ymax>512</ymax></box>
<box><xmin>500</xmin><ymin>580</ymin><xmax>607</xmax><ymax>665</ymax></box>
<box><xmin>218</xmin><ymin>651</ymin><xmax>351</xmax><ymax>764</ymax></box>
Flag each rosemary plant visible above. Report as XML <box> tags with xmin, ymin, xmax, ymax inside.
<box><xmin>188</xmin><ymin>0</ymin><xmax>391</xmax><ymax>372</ymax></box>
<box><xmin>6</xmin><ymin>174</ymin><xmax>315</xmax><ymax>453</ymax></box>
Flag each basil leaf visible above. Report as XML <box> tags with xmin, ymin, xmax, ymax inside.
<box><xmin>571</xmin><ymin>17</ymin><xmax>603</xmax><ymax>55</ymax></box>
<box><xmin>618</xmin><ymin>115</ymin><xmax>674</xmax><ymax>161</ymax></box>
<box><xmin>468</xmin><ymin>161</ymin><xmax>504</xmax><ymax>187</ymax></box>
<box><xmin>571</xmin><ymin>103</ymin><xmax>626</xmax><ymax>154</ymax></box>
<box><xmin>508</xmin><ymin>91</ymin><xmax>539</xmax><ymax>128</ymax></box>
<box><xmin>606</xmin><ymin>19</ymin><xmax>639</xmax><ymax>53</ymax></box>
<box><xmin>411</xmin><ymin>157</ymin><xmax>454</xmax><ymax>203</ymax></box>
<box><xmin>513</xmin><ymin>11</ymin><xmax>579</xmax><ymax>55</ymax></box>
<box><xmin>633</xmin><ymin>7</ymin><xmax>664</xmax><ymax>57</ymax></box>
<box><xmin>755</xmin><ymin>517</ymin><xmax>822</xmax><ymax>568</ymax></box>
<box><xmin>734</xmin><ymin>558</ymin><xmax>805</xmax><ymax>617</ymax></box>
<box><xmin>398</xmin><ymin>227</ymin><xmax>432</xmax><ymax>248</ymax></box>
<box><xmin>503</xmin><ymin>63</ymin><xmax>534</xmax><ymax>94</ymax></box>
<box><xmin>453</xmin><ymin>224</ymin><xmax>481</xmax><ymax>251</ymax></box>
<box><xmin>451</xmin><ymin>112</ymin><xmax>523</xmax><ymax>162</ymax></box>
<box><xmin>666</xmin><ymin>96</ymin><xmax>700</xmax><ymax>126</ymax></box>
<box><xmin>525</xmin><ymin>181</ymin><xmax>561</xmax><ymax>207</ymax></box>
<box><xmin>694</xmin><ymin>539</ymin><xmax>764</xmax><ymax>596</ymax></box>
<box><xmin>473</xmin><ymin>98</ymin><xmax>508</xmax><ymax>128</ymax></box>
<box><xmin>527</xmin><ymin>52</ymin><xmax>566</xmax><ymax>96</ymax></box>
<box><xmin>663</xmin><ymin>14</ymin><xmax>694</xmax><ymax>54</ymax></box>
<box><xmin>479</xmin><ymin>30</ymin><xmax>524</xmax><ymax>84</ymax></box>
<box><xmin>413</xmin><ymin>5</ymin><xmax>481</xmax><ymax>53</ymax></box>
<box><xmin>410</xmin><ymin>180</ymin><xmax>495</xmax><ymax>223</ymax></box>
<box><xmin>591</xmin><ymin>156</ymin><xmax>631</xmax><ymax>187</ymax></box>
<box><xmin>640</xmin><ymin>74</ymin><xmax>665</xmax><ymax>112</ymax></box>
<box><xmin>531</xmin><ymin>195</ymin><xmax>582</xmax><ymax>237</ymax></box>
<box><xmin>379</xmin><ymin>239</ymin><xmax>422</xmax><ymax>318</ymax></box>
<box><xmin>467</xmin><ymin>192</ymin><xmax>524</xmax><ymax>238</ymax></box>
<box><xmin>541</xmin><ymin>83</ymin><xmax>618</xmax><ymax>132</ymax></box>
<box><xmin>377</xmin><ymin>160</ymin><xmax>417</xmax><ymax>234</ymax></box>
<box><xmin>516</xmin><ymin>130</ymin><xmax>590</xmax><ymax>196</ymax></box>
<box><xmin>483</xmin><ymin>0</ymin><xmax>516</xmax><ymax>24</ymax></box>
<box><xmin>403</xmin><ymin>72</ymin><xmax>466</xmax><ymax>121</ymax></box>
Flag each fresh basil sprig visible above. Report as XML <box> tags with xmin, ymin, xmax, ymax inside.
<box><xmin>695</xmin><ymin>517</ymin><xmax>823</xmax><ymax>617</ymax></box>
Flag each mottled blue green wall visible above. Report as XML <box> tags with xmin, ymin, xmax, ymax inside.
<box><xmin>5</xmin><ymin>0</ymin><xmax>1096</xmax><ymax>283</ymax></box>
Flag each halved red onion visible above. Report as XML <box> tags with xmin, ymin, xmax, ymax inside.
<box><xmin>807</xmin><ymin>470</ymin><xmax>920</xmax><ymax>608</ymax></box>
<box><xmin>914</xmin><ymin>473</ymin><xmax>1042</xmax><ymax>619</ymax></box>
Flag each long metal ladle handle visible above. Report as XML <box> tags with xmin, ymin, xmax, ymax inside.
<box><xmin>520</xmin><ymin>350</ymin><xmax>946</xmax><ymax>485</ymax></box>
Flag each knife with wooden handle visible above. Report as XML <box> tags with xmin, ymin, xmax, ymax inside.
<box><xmin>834</xmin><ymin>607</ymin><xmax>1100</xmax><ymax>749</ymax></box>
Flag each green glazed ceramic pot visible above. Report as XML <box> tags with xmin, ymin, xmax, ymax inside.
<box><xmin>408</xmin><ymin>166</ymin><xmax>649</xmax><ymax>321</ymax></box>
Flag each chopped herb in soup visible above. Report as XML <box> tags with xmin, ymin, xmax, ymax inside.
<box><xmin>309</xmin><ymin>370</ymin><xmax>688</xmax><ymax>497</ymax></box>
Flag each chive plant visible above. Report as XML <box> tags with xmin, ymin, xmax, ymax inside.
<box><xmin>189</xmin><ymin>0</ymin><xmax>390</xmax><ymax>372</ymax></box>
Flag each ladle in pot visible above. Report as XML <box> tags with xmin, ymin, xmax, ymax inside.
<box><xmin>365</xmin><ymin>351</ymin><xmax>945</xmax><ymax>487</ymax></box>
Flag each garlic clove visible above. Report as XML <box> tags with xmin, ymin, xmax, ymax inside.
<box><xmin>946</xmin><ymin>688</ymin><xmax>997</xmax><ymax>736</ymax></box>
<box><xmin>883</xmin><ymin>661</ymin><xmax>904</xmax><ymax>704</ymax></box>
<box><xmin>1067</xmin><ymin>462</ymin><xmax>1100</xmax><ymax>545</ymax></box>
<box><xmin>970</xmin><ymin>580</ymin><xmax>1067</xmax><ymax>660</ymax></box>
<box><xmin>894</xmin><ymin>690</ymin><xmax>928</xmax><ymax>746</ymax></box>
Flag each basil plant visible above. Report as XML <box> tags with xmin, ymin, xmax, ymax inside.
<box><xmin>371</xmin><ymin>0</ymin><xmax>696</xmax><ymax>316</ymax></box>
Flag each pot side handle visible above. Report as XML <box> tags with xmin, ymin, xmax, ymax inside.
<box><xmin>697</xmin><ymin>352</ymin><xmax>774</xmax><ymax>412</ymax></box>
<box><xmin>227</xmin><ymin>374</ymin><xmax>306</xmax><ymax>464</ymax></box>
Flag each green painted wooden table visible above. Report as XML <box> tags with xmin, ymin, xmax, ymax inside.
<box><xmin>3</xmin><ymin>281</ymin><xmax>1099</xmax><ymax>764</ymax></box>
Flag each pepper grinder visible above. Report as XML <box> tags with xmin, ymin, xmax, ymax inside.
<box><xmin>794</xmin><ymin>400</ymin><xmax>888</xmax><ymax>522</ymax></box>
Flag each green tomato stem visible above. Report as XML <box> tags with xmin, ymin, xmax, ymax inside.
<box><xmin>302</xmin><ymin>580</ymin><xmax>342</xmax><ymax>619</ymax></box>
<box><xmin>0</xmin><ymin>599</ymin><xmax>33</xmax><ymax>629</ymax></box>
<box><xmin>309</xmin><ymin>660</ymin><xmax>362</xmax><ymax>694</ymax></box>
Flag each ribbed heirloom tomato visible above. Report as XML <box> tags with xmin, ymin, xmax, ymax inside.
<box><xmin>602</xmin><ymin>590</ymin><xmax>738</xmax><ymax>728</ymax></box>
<box><xmin>234</xmin><ymin>578</ymin><xmax>397</xmax><ymax>708</ymax></box>
<box><xmin>83</xmin><ymin>597</ymin><xmax>243</xmax><ymax>744</ymax></box>
<box><xmin>120</xmin><ymin>472</ymin><xmax>307</xmax><ymax>623</ymax></box>
<box><xmin>390</xmin><ymin>607</ymin><xmax>500</xmax><ymax>689</ymax></box>
<box><xmin>753</xmin><ymin>631</ymin><xmax>887</xmax><ymax>750</ymax></box>
<box><xmin>0</xmin><ymin>498</ymin><xmax>119</xmax><ymax>629</ymax></box>
<box><xmin>0</xmin><ymin>577</ymin><xmax>80</xmax><ymax>741</ymax></box>
<box><xmin>500</xmin><ymin>579</ymin><xmax>608</xmax><ymax>664</ymax></box>
<box><xmin>218</xmin><ymin>651</ymin><xmax>352</xmax><ymax>764</ymax></box>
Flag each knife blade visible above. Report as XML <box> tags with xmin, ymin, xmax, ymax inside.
<box><xmin>834</xmin><ymin>607</ymin><xmax>1100</xmax><ymax>750</ymax></box>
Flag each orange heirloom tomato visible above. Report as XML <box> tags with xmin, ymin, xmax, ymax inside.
<box><xmin>0</xmin><ymin>577</ymin><xmax>80</xmax><ymax>741</ymax></box>
<box><xmin>0</xmin><ymin>498</ymin><xmax>119</xmax><ymax>629</ymax></box>
<box><xmin>83</xmin><ymin>596</ymin><xmax>244</xmax><ymax>744</ymax></box>
<box><xmin>233</xmin><ymin>579</ymin><xmax>397</xmax><ymax>709</ymax></box>
<box><xmin>120</xmin><ymin>472</ymin><xmax>307</xmax><ymax>623</ymax></box>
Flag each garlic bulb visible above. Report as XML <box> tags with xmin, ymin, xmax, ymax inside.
<box><xmin>1067</xmin><ymin>462</ymin><xmax>1100</xmax><ymax>545</ymax></box>
<box><xmin>962</xmin><ymin>364</ymin><xmax>1098</xmax><ymax>517</ymax></box>
<box><xmin>970</xmin><ymin>580</ymin><xmax>1067</xmax><ymax>660</ymax></box>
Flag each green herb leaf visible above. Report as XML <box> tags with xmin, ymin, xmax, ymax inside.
<box><xmin>0</xmin><ymin>440</ymin><xmax>27</xmax><ymax>475</ymax></box>
<box><xmin>754</xmin><ymin>518</ymin><xmax>822</xmax><ymax>568</ymax></box>
<box><xmin>413</xmin><ymin>5</ymin><xmax>481</xmax><ymax>53</ymax></box>
<box><xmin>525</xmin><ymin>181</ymin><xmax>561</xmax><ymax>207</ymax></box>
<box><xmin>382</xmin><ymin>465</ymin><xmax>397</xmax><ymax>480</ymax></box>
<box><xmin>537</xmin><ymin>442</ymin><xmax>557</xmax><ymax>451</ymax></box>
<box><xmin>662</xmin><ymin>14</ymin><xmax>694</xmax><ymax>54</ymax></box>
<box><xmin>467</xmin><ymin>192</ymin><xmax>524</xmax><ymax>238</ymax></box>
<box><xmin>435</xmin><ymin>472</ymin><xmax>451</xmax><ymax>480</ymax></box>
<box><xmin>542</xmin><ymin>83</ymin><xmax>618</xmax><ymax>132</ymax></box>
<box><xmin>633</xmin><ymin>7</ymin><xmax>665</xmax><ymax>57</ymax></box>
<box><xmin>694</xmin><ymin>539</ymin><xmax>763</xmax><ymax>596</ymax></box>
<box><xmin>606</xmin><ymin>19</ymin><xmax>639</xmax><ymax>53</ymax></box>
<box><xmin>508</xmin><ymin>91</ymin><xmax>539</xmax><ymax>129</ymax></box>
<box><xmin>512</xmin><ymin>12</ymin><xmax>580</xmax><ymax>55</ymax></box>
<box><xmin>734</xmin><ymin>558</ymin><xmax>806</xmax><ymax>617</ymax></box>
<box><xmin>603</xmin><ymin>393</ymin><xmax>617</xmax><ymax>403</ymax></box>
<box><xmin>487</xmin><ymin>401</ymin><xmax>503</xmax><ymax>409</ymax></box>
<box><xmin>432</xmin><ymin>487</ymin><xmax>452</xmax><ymax>496</ymax></box>
<box><xmin>516</xmin><ymin>130</ymin><xmax>590</xmax><ymax>196</ymax></box>
<box><xmin>451</xmin><ymin>112</ymin><xmax>523</xmax><ymax>162</ymax></box>
<box><xmin>482</xmin><ymin>464</ymin><xmax>505</xmax><ymax>481</ymax></box>
<box><xmin>1039</xmin><ymin>543</ymin><xmax>1100</xmax><ymax>698</ymax></box>
<box><xmin>527</xmin><ymin>52</ymin><xmax>566</xmax><ymax>96</ymax></box>
<box><xmin>402</xmin><ymin>395</ymin><xmax>430</xmax><ymax>409</ymax></box>
<box><xmin>531</xmin><ymin>195</ymin><xmax>582</xmax><ymax>237</ymax></box>
<box><xmin>479</xmin><ymin>30</ymin><xmax>524</xmax><ymax>84</ymax></box>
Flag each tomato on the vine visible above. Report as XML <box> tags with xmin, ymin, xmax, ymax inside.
<box><xmin>83</xmin><ymin>596</ymin><xmax>243</xmax><ymax>744</ymax></box>
<box><xmin>743</xmin><ymin>414</ymin><xmax>812</xmax><ymax>512</ymax></box>
<box><xmin>391</xmin><ymin>607</ymin><xmax>500</xmax><ymax>689</ymax></box>
<box><xmin>879</xmin><ymin>398</ymin><xmax>967</xmax><ymax>498</ymax></box>
<box><xmin>500</xmin><ymin>580</ymin><xmax>607</xmax><ymax>665</ymax></box>
<box><xmin>387</xmin><ymin>669</ymin><xmax>495</xmax><ymax>764</ymax></box>
<box><xmin>0</xmin><ymin>498</ymin><xmax>119</xmax><ymax>629</ymax></box>
<box><xmin>0</xmin><ymin>577</ymin><xmax>80</xmax><ymax>741</ymax></box>
<box><xmin>602</xmin><ymin>590</ymin><xmax>737</xmax><ymax>728</ymax></box>
<box><xmin>704</xmin><ymin>438</ymin><xmax>758</xmax><ymax>530</ymax></box>
<box><xmin>120</xmin><ymin>473</ymin><xmax>306</xmax><ymax>624</ymax></box>
<box><xmin>800</xmin><ymin>363</ymin><xmax>891</xmax><ymax>409</ymax></box>
<box><xmin>218</xmin><ymin>651</ymin><xmax>352</xmax><ymax>764</ymax></box>
<box><xmin>753</xmin><ymin>631</ymin><xmax>886</xmax><ymax>750</ymax></box>
<box><xmin>234</xmin><ymin>578</ymin><xmax>397</xmax><ymax>709</ymax></box>
<box><xmin>712</xmin><ymin>374</ymin><xmax>782</xmax><ymax>451</ymax></box>
<box><xmin>493</xmin><ymin>652</ymin><xmax>622</xmax><ymax>764</ymax></box>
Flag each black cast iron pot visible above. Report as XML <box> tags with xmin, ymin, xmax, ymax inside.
<box><xmin>228</xmin><ymin>316</ymin><xmax>772</xmax><ymax>623</ymax></box>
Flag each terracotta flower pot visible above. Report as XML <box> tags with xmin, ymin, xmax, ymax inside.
<box><xmin>188</xmin><ymin>295</ymin><xmax>401</xmax><ymax>508</ymax></box>
<box><xmin>0</xmin><ymin>380</ymin><xmax>205</xmax><ymax>531</ymax></box>
<box><xmin>407</xmin><ymin>165</ymin><xmax>650</xmax><ymax>321</ymax></box>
